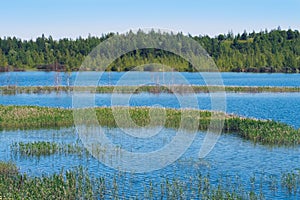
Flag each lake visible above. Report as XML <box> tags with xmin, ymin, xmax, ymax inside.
<box><xmin>1</xmin><ymin>127</ymin><xmax>300</xmax><ymax>199</ymax></box>
<box><xmin>0</xmin><ymin>72</ymin><xmax>300</xmax><ymax>199</ymax></box>
<box><xmin>1</xmin><ymin>71</ymin><xmax>300</xmax><ymax>86</ymax></box>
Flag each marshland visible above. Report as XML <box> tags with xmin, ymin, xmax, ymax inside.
<box><xmin>1</xmin><ymin>85</ymin><xmax>300</xmax><ymax>95</ymax></box>
<box><xmin>1</xmin><ymin>0</ymin><xmax>300</xmax><ymax>197</ymax></box>
<box><xmin>0</xmin><ymin>71</ymin><xmax>300</xmax><ymax>199</ymax></box>
<box><xmin>0</xmin><ymin>105</ymin><xmax>299</xmax><ymax>146</ymax></box>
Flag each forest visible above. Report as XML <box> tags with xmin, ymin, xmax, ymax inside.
<box><xmin>0</xmin><ymin>28</ymin><xmax>299</xmax><ymax>72</ymax></box>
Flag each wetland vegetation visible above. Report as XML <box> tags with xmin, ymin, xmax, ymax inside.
<box><xmin>1</xmin><ymin>85</ymin><xmax>300</xmax><ymax>95</ymax></box>
<box><xmin>0</xmin><ymin>161</ymin><xmax>300</xmax><ymax>199</ymax></box>
<box><xmin>0</xmin><ymin>105</ymin><xmax>299</xmax><ymax>146</ymax></box>
<box><xmin>1</xmin><ymin>28</ymin><xmax>300</xmax><ymax>198</ymax></box>
<box><xmin>11</xmin><ymin>141</ymin><xmax>85</xmax><ymax>157</ymax></box>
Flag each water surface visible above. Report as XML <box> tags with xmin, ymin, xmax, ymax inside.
<box><xmin>1</xmin><ymin>71</ymin><xmax>300</xmax><ymax>86</ymax></box>
<box><xmin>1</xmin><ymin>127</ymin><xmax>299</xmax><ymax>199</ymax></box>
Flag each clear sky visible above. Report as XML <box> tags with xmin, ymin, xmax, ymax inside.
<box><xmin>1</xmin><ymin>0</ymin><xmax>299</xmax><ymax>39</ymax></box>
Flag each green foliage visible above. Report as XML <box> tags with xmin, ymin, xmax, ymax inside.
<box><xmin>11</xmin><ymin>141</ymin><xmax>86</xmax><ymax>157</ymax></box>
<box><xmin>281</xmin><ymin>171</ymin><xmax>300</xmax><ymax>195</ymax></box>
<box><xmin>0</xmin><ymin>105</ymin><xmax>74</xmax><ymax>129</ymax></box>
<box><xmin>224</xmin><ymin>117</ymin><xmax>300</xmax><ymax>145</ymax></box>
<box><xmin>0</xmin><ymin>161</ymin><xmax>299</xmax><ymax>199</ymax></box>
<box><xmin>0</xmin><ymin>105</ymin><xmax>300</xmax><ymax>146</ymax></box>
<box><xmin>0</xmin><ymin>162</ymin><xmax>18</xmax><ymax>176</ymax></box>
<box><xmin>0</xmin><ymin>28</ymin><xmax>300</xmax><ymax>72</ymax></box>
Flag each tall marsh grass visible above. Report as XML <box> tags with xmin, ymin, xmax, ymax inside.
<box><xmin>11</xmin><ymin>141</ymin><xmax>86</xmax><ymax>157</ymax></box>
<box><xmin>0</xmin><ymin>105</ymin><xmax>299</xmax><ymax>146</ymax></box>
<box><xmin>0</xmin><ymin>161</ymin><xmax>299</xmax><ymax>199</ymax></box>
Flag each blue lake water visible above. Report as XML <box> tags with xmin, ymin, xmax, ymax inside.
<box><xmin>1</xmin><ymin>71</ymin><xmax>300</xmax><ymax>86</ymax></box>
<box><xmin>1</xmin><ymin>127</ymin><xmax>300</xmax><ymax>199</ymax></box>
<box><xmin>1</xmin><ymin>72</ymin><xmax>300</xmax><ymax>199</ymax></box>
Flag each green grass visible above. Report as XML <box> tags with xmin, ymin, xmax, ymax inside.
<box><xmin>11</xmin><ymin>141</ymin><xmax>86</xmax><ymax>157</ymax></box>
<box><xmin>0</xmin><ymin>105</ymin><xmax>73</xmax><ymax>129</ymax></box>
<box><xmin>1</xmin><ymin>85</ymin><xmax>300</xmax><ymax>95</ymax></box>
<box><xmin>0</xmin><ymin>105</ymin><xmax>300</xmax><ymax>146</ymax></box>
<box><xmin>0</xmin><ymin>162</ymin><xmax>18</xmax><ymax>177</ymax></box>
<box><xmin>0</xmin><ymin>161</ymin><xmax>299</xmax><ymax>199</ymax></box>
<box><xmin>0</xmin><ymin>166</ymin><xmax>254</xmax><ymax>199</ymax></box>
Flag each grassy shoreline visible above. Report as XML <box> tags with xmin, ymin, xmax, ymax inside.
<box><xmin>1</xmin><ymin>85</ymin><xmax>300</xmax><ymax>95</ymax></box>
<box><xmin>0</xmin><ymin>105</ymin><xmax>299</xmax><ymax>146</ymax></box>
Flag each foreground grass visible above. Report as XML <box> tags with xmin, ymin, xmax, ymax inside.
<box><xmin>0</xmin><ymin>162</ymin><xmax>18</xmax><ymax>176</ymax></box>
<box><xmin>0</xmin><ymin>163</ymin><xmax>256</xmax><ymax>200</ymax></box>
<box><xmin>0</xmin><ymin>105</ymin><xmax>299</xmax><ymax>146</ymax></box>
<box><xmin>0</xmin><ymin>162</ymin><xmax>300</xmax><ymax>199</ymax></box>
<box><xmin>1</xmin><ymin>85</ymin><xmax>300</xmax><ymax>95</ymax></box>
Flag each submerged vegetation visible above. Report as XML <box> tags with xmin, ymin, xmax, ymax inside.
<box><xmin>0</xmin><ymin>161</ymin><xmax>299</xmax><ymax>199</ymax></box>
<box><xmin>0</xmin><ymin>105</ymin><xmax>300</xmax><ymax>146</ymax></box>
<box><xmin>1</xmin><ymin>85</ymin><xmax>300</xmax><ymax>95</ymax></box>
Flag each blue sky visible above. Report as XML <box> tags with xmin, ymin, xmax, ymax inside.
<box><xmin>1</xmin><ymin>0</ymin><xmax>299</xmax><ymax>39</ymax></box>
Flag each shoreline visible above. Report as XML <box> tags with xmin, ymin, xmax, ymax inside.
<box><xmin>1</xmin><ymin>85</ymin><xmax>300</xmax><ymax>94</ymax></box>
<box><xmin>1</xmin><ymin>69</ymin><xmax>300</xmax><ymax>73</ymax></box>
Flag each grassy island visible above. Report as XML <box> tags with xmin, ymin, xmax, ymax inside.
<box><xmin>0</xmin><ymin>105</ymin><xmax>299</xmax><ymax>146</ymax></box>
<box><xmin>1</xmin><ymin>85</ymin><xmax>300</xmax><ymax>95</ymax></box>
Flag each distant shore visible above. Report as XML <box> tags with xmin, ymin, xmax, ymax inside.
<box><xmin>1</xmin><ymin>85</ymin><xmax>300</xmax><ymax>95</ymax></box>
<box><xmin>1</xmin><ymin>68</ymin><xmax>300</xmax><ymax>73</ymax></box>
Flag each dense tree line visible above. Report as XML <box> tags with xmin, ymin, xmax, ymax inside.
<box><xmin>194</xmin><ymin>28</ymin><xmax>300</xmax><ymax>72</ymax></box>
<box><xmin>0</xmin><ymin>28</ymin><xmax>300</xmax><ymax>72</ymax></box>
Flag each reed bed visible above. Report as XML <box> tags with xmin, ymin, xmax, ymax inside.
<box><xmin>11</xmin><ymin>141</ymin><xmax>86</xmax><ymax>157</ymax></box>
<box><xmin>281</xmin><ymin>171</ymin><xmax>300</xmax><ymax>195</ymax></box>
<box><xmin>0</xmin><ymin>161</ymin><xmax>300</xmax><ymax>199</ymax></box>
<box><xmin>0</xmin><ymin>105</ymin><xmax>73</xmax><ymax>130</ymax></box>
<box><xmin>0</xmin><ymin>162</ymin><xmax>18</xmax><ymax>176</ymax></box>
<box><xmin>1</xmin><ymin>85</ymin><xmax>300</xmax><ymax>95</ymax></box>
<box><xmin>0</xmin><ymin>105</ymin><xmax>300</xmax><ymax>146</ymax></box>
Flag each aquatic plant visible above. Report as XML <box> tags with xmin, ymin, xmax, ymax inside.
<box><xmin>224</xmin><ymin>117</ymin><xmax>300</xmax><ymax>145</ymax></box>
<box><xmin>0</xmin><ymin>105</ymin><xmax>74</xmax><ymax>130</ymax></box>
<box><xmin>1</xmin><ymin>85</ymin><xmax>300</xmax><ymax>95</ymax></box>
<box><xmin>1</xmin><ymin>162</ymin><xmax>299</xmax><ymax>199</ymax></box>
<box><xmin>11</xmin><ymin>141</ymin><xmax>86</xmax><ymax>157</ymax></box>
<box><xmin>0</xmin><ymin>163</ymin><xmax>261</xmax><ymax>199</ymax></box>
<box><xmin>0</xmin><ymin>162</ymin><xmax>18</xmax><ymax>176</ymax></box>
<box><xmin>1</xmin><ymin>105</ymin><xmax>300</xmax><ymax>146</ymax></box>
<box><xmin>281</xmin><ymin>170</ymin><xmax>300</xmax><ymax>195</ymax></box>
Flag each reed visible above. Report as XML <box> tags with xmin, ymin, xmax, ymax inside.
<box><xmin>281</xmin><ymin>170</ymin><xmax>300</xmax><ymax>195</ymax></box>
<box><xmin>11</xmin><ymin>141</ymin><xmax>86</xmax><ymax>157</ymax></box>
<box><xmin>0</xmin><ymin>164</ymin><xmax>256</xmax><ymax>199</ymax></box>
<box><xmin>1</xmin><ymin>85</ymin><xmax>300</xmax><ymax>95</ymax></box>
<box><xmin>0</xmin><ymin>161</ymin><xmax>299</xmax><ymax>199</ymax></box>
<box><xmin>0</xmin><ymin>105</ymin><xmax>74</xmax><ymax>130</ymax></box>
<box><xmin>0</xmin><ymin>105</ymin><xmax>300</xmax><ymax>146</ymax></box>
<box><xmin>0</xmin><ymin>162</ymin><xmax>18</xmax><ymax>176</ymax></box>
<box><xmin>223</xmin><ymin>117</ymin><xmax>300</xmax><ymax>145</ymax></box>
